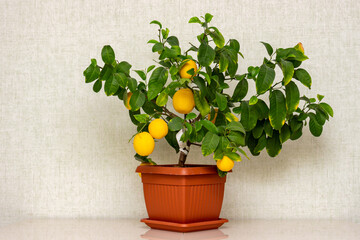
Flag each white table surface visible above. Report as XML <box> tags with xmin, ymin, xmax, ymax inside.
<box><xmin>0</xmin><ymin>218</ymin><xmax>359</xmax><ymax>240</ymax></box>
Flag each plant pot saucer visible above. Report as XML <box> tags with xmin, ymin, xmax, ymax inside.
<box><xmin>141</xmin><ymin>218</ymin><xmax>228</xmax><ymax>233</ymax></box>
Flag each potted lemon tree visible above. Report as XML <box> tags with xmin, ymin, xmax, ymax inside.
<box><xmin>83</xmin><ymin>14</ymin><xmax>333</xmax><ymax>232</ymax></box>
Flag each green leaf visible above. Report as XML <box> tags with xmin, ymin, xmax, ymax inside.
<box><xmin>127</xmin><ymin>78</ymin><xmax>137</xmax><ymax>92</ymax></box>
<box><xmin>232</xmin><ymin>79</ymin><xmax>248</xmax><ymax>101</ymax></box>
<box><xmin>249</xmin><ymin>96</ymin><xmax>258</xmax><ymax>105</ymax></box>
<box><xmin>185</xmin><ymin>113</ymin><xmax>197</xmax><ymax>120</ymax></box>
<box><xmin>101</xmin><ymin>45</ymin><xmax>115</xmax><ymax>64</ymax></box>
<box><xmin>290</xmin><ymin>125</ymin><xmax>303</xmax><ymax>140</ymax></box>
<box><xmin>269</xmin><ymin>90</ymin><xmax>286</xmax><ymax>130</ymax></box>
<box><xmin>104</xmin><ymin>75</ymin><xmax>120</xmax><ymax>96</ymax></box>
<box><xmin>189</xmin><ymin>16</ymin><xmax>202</xmax><ymax>24</ymax></box>
<box><xmin>147</xmin><ymin>39</ymin><xmax>159</xmax><ymax>44</ymax></box>
<box><xmin>208</xmin><ymin>27</ymin><xmax>225</xmax><ymax>48</ymax></box>
<box><xmin>161</xmin><ymin>28</ymin><xmax>169</xmax><ymax>39</ymax></box>
<box><xmin>84</xmin><ymin>60</ymin><xmax>100</xmax><ymax>83</ymax></box>
<box><xmin>198</xmin><ymin>42</ymin><xmax>215</xmax><ymax>67</ymax></box>
<box><xmin>194</xmin><ymin>90</ymin><xmax>210</xmax><ymax>117</ymax></box>
<box><xmin>155</xmin><ymin>91</ymin><xmax>168</xmax><ymax>107</ymax></box>
<box><xmin>315</xmin><ymin>110</ymin><xmax>327</xmax><ymax>125</ymax></box>
<box><xmin>99</xmin><ymin>64</ymin><xmax>113</xmax><ymax>81</ymax></box>
<box><xmin>167</xmin><ymin>36</ymin><xmax>179</xmax><ymax>46</ymax></box>
<box><xmin>294</xmin><ymin>69</ymin><xmax>312</xmax><ymax>89</ymax></box>
<box><xmin>165</xmin><ymin>131</ymin><xmax>179</xmax><ymax>153</ymax></box>
<box><xmin>285</xmin><ymin>81</ymin><xmax>300</xmax><ymax>114</ymax></box>
<box><xmin>252</xmin><ymin>121</ymin><xmax>263</xmax><ymax>139</ymax></box>
<box><xmin>260</xmin><ymin>41</ymin><xmax>273</xmax><ymax>56</ymax></box>
<box><xmin>253</xmin><ymin>133</ymin><xmax>267</xmax><ymax>153</ymax></box>
<box><xmin>204</xmin><ymin>13</ymin><xmax>213</xmax><ymax>23</ymax></box>
<box><xmin>147</xmin><ymin>67</ymin><xmax>168</xmax><ymax>100</ymax></box>
<box><xmin>152</xmin><ymin>43</ymin><xmax>164</xmax><ymax>52</ymax></box>
<box><xmin>280</xmin><ymin>59</ymin><xmax>294</xmax><ymax>85</ymax></box>
<box><xmin>168</xmin><ymin>117</ymin><xmax>183</xmax><ymax>131</ymax></box>
<box><xmin>113</xmin><ymin>72</ymin><xmax>127</xmax><ymax>88</ymax></box>
<box><xmin>226</xmin><ymin>121</ymin><xmax>246</xmax><ymax>134</ymax></box>
<box><xmin>240</xmin><ymin>101</ymin><xmax>258</xmax><ymax>131</ymax></box>
<box><xmin>264</xmin><ymin>119</ymin><xmax>273</xmax><ymax>137</ymax></box>
<box><xmin>147</xmin><ymin>65</ymin><xmax>156</xmax><ymax>73</ymax></box>
<box><xmin>129</xmin><ymin>109</ymin><xmax>140</xmax><ymax>125</ymax></box>
<box><xmin>266</xmin><ymin>131</ymin><xmax>282</xmax><ymax>157</ymax></box>
<box><xmin>150</xmin><ymin>20</ymin><xmax>162</xmax><ymax>28</ymax></box>
<box><xmin>319</xmin><ymin>103</ymin><xmax>333</xmax><ymax>117</ymax></box>
<box><xmin>216</xmin><ymin>92</ymin><xmax>227</xmax><ymax>111</ymax></box>
<box><xmin>93</xmin><ymin>80</ymin><xmax>102</xmax><ymax>93</ymax></box>
<box><xmin>201</xmin><ymin>132</ymin><xmax>220</xmax><ymax>156</ymax></box>
<box><xmin>199</xmin><ymin>120</ymin><xmax>218</xmax><ymax>134</ymax></box>
<box><xmin>198</xmin><ymin>71</ymin><xmax>211</xmax><ymax>84</ymax></box>
<box><xmin>219</xmin><ymin>53</ymin><xmax>229</xmax><ymax>73</ymax></box>
<box><xmin>276</xmin><ymin>48</ymin><xmax>308</xmax><ymax>62</ymax></box>
<box><xmin>317</xmin><ymin>94</ymin><xmax>324</xmax><ymax>102</ymax></box>
<box><xmin>256</xmin><ymin>64</ymin><xmax>276</xmax><ymax>94</ymax></box>
<box><xmin>134</xmin><ymin>114</ymin><xmax>149</xmax><ymax>123</ymax></box>
<box><xmin>115</xmin><ymin>61</ymin><xmax>132</xmax><ymax>75</ymax></box>
<box><xmin>226</xmin><ymin>152</ymin><xmax>242</xmax><ymax>162</ymax></box>
<box><xmin>309</xmin><ymin>113</ymin><xmax>323</xmax><ymax>137</ymax></box>
<box><xmin>134</xmin><ymin>70</ymin><xmax>146</xmax><ymax>80</ymax></box>
<box><xmin>228</xmin><ymin>131</ymin><xmax>245</xmax><ymax>146</ymax></box>
<box><xmin>280</xmin><ymin>124</ymin><xmax>291</xmax><ymax>143</ymax></box>
<box><xmin>193</xmin><ymin>77</ymin><xmax>208</xmax><ymax>97</ymax></box>
<box><xmin>129</xmin><ymin>91</ymin><xmax>146</xmax><ymax>111</ymax></box>
<box><xmin>229</xmin><ymin>39</ymin><xmax>240</xmax><ymax>52</ymax></box>
<box><xmin>254</xmin><ymin>99</ymin><xmax>269</xmax><ymax>120</ymax></box>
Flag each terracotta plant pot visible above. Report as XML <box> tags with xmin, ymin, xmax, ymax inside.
<box><xmin>136</xmin><ymin>164</ymin><xmax>228</xmax><ymax>232</ymax></box>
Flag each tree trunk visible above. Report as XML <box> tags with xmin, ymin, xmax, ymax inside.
<box><xmin>178</xmin><ymin>141</ymin><xmax>191</xmax><ymax>167</ymax></box>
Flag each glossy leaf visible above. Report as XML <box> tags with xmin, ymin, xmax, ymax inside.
<box><xmin>226</xmin><ymin>121</ymin><xmax>246</xmax><ymax>134</ymax></box>
<box><xmin>147</xmin><ymin>67</ymin><xmax>168</xmax><ymax>100</ymax></box>
<box><xmin>256</xmin><ymin>64</ymin><xmax>275</xmax><ymax>94</ymax></box>
<box><xmin>280</xmin><ymin>124</ymin><xmax>291</xmax><ymax>143</ymax></box>
<box><xmin>168</xmin><ymin>117</ymin><xmax>183</xmax><ymax>131</ymax></box>
<box><xmin>240</xmin><ymin>101</ymin><xmax>258</xmax><ymax>131</ymax></box>
<box><xmin>285</xmin><ymin>81</ymin><xmax>300</xmax><ymax>114</ymax></box>
<box><xmin>309</xmin><ymin>113</ymin><xmax>323</xmax><ymax>137</ymax></box>
<box><xmin>84</xmin><ymin>60</ymin><xmax>100</xmax><ymax>83</ymax></box>
<box><xmin>194</xmin><ymin>90</ymin><xmax>210</xmax><ymax>117</ymax></box>
<box><xmin>198</xmin><ymin>43</ymin><xmax>215</xmax><ymax>67</ymax></box>
<box><xmin>93</xmin><ymin>80</ymin><xmax>102</xmax><ymax>93</ymax></box>
<box><xmin>201</xmin><ymin>132</ymin><xmax>220</xmax><ymax>156</ymax></box>
<box><xmin>216</xmin><ymin>92</ymin><xmax>227</xmax><ymax>111</ymax></box>
<box><xmin>319</xmin><ymin>102</ymin><xmax>333</xmax><ymax>117</ymax></box>
<box><xmin>260</xmin><ymin>41</ymin><xmax>273</xmax><ymax>56</ymax></box>
<box><xmin>199</xmin><ymin>120</ymin><xmax>218</xmax><ymax>134</ymax></box>
<box><xmin>269</xmin><ymin>90</ymin><xmax>286</xmax><ymax>130</ymax></box>
<box><xmin>232</xmin><ymin>79</ymin><xmax>248</xmax><ymax>101</ymax></box>
<box><xmin>294</xmin><ymin>68</ymin><xmax>312</xmax><ymax>89</ymax></box>
<box><xmin>104</xmin><ymin>75</ymin><xmax>120</xmax><ymax>96</ymax></box>
<box><xmin>101</xmin><ymin>45</ymin><xmax>115</xmax><ymax>64</ymax></box>
<box><xmin>116</xmin><ymin>61</ymin><xmax>132</xmax><ymax>75</ymax></box>
<box><xmin>129</xmin><ymin>91</ymin><xmax>145</xmax><ymax>111</ymax></box>
<box><xmin>266</xmin><ymin>131</ymin><xmax>282</xmax><ymax>157</ymax></box>
<box><xmin>280</xmin><ymin>59</ymin><xmax>294</xmax><ymax>85</ymax></box>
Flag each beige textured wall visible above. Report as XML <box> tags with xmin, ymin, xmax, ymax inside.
<box><xmin>0</xmin><ymin>0</ymin><xmax>359</xmax><ymax>226</ymax></box>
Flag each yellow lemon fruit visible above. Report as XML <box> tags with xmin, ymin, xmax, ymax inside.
<box><xmin>172</xmin><ymin>88</ymin><xmax>195</xmax><ymax>114</ymax></box>
<box><xmin>216</xmin><ymin>156</ymin><xmax>234</xmax><ymax>172</ymax></box>
<box><xmin>133</xmin><ymin>132</ymin><xmax>155</xmax><ymax>156</ymax></box>
<box><xmin>125</xmin><ymin>92</ymin><xmax>133</xmax><ymax>110</ymax></box>
<box><xmin>138</xmin><ymin>162</ymin><xmax>154</xmax><ymax>177</ymax></box>
<box><xmin>179</xmin><ymin>59</ymin><xmax>197</xmax><ymax>79</ymax></box>
<box><xmin>149</xmin><ymin>119</ymin><xmax>168</xmax><ymax>139</ymax></box>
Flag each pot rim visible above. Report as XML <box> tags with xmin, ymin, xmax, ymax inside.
<box><xmin>136</xmin><ymin>164</ymin><xmax>219</xmax><ymax>176</ymax></box>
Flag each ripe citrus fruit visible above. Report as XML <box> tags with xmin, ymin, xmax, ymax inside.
<box><xmin>216</xmin><ymin>156</ymin><xmax>234</xmax><ymax>172</ymax></box>
<box><xmin>148</xmin><ymin>119</ymin><xmax>168</xmax><ymax>139</ymax></box>
<box><xmin>138</xmin><ymin>162</ymin><xmax>154</xmax><ymax>177</ymax></box>
<box><xmin>125</xmin><ymin>92</ymin><xmax>132</xmax><ymax>110</ymax></box>
<box><xmin>133</xmin><ymin>132</ymin><xmax>155</xmax><ymax>156</ymax></box>
<box><xmin>172</xmin><ymin>88</ymin><xmax>195</xmax><ymax>114</ymax></box>
<box><xmin>179</xmin><ymin>59</ymin><xmax>197</xmax><ymax>79</ymax></box>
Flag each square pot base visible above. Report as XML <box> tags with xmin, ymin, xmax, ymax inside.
<box><xmin>140</xmin><ymin>218</ymin><xmax>228</xmax><ymax>232</ymax></box>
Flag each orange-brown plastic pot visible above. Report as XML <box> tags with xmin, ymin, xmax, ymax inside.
<box><xmin>136</xmin><ymin>164</ymin><xmax>228</xmax><ymax>232</ymax></box>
